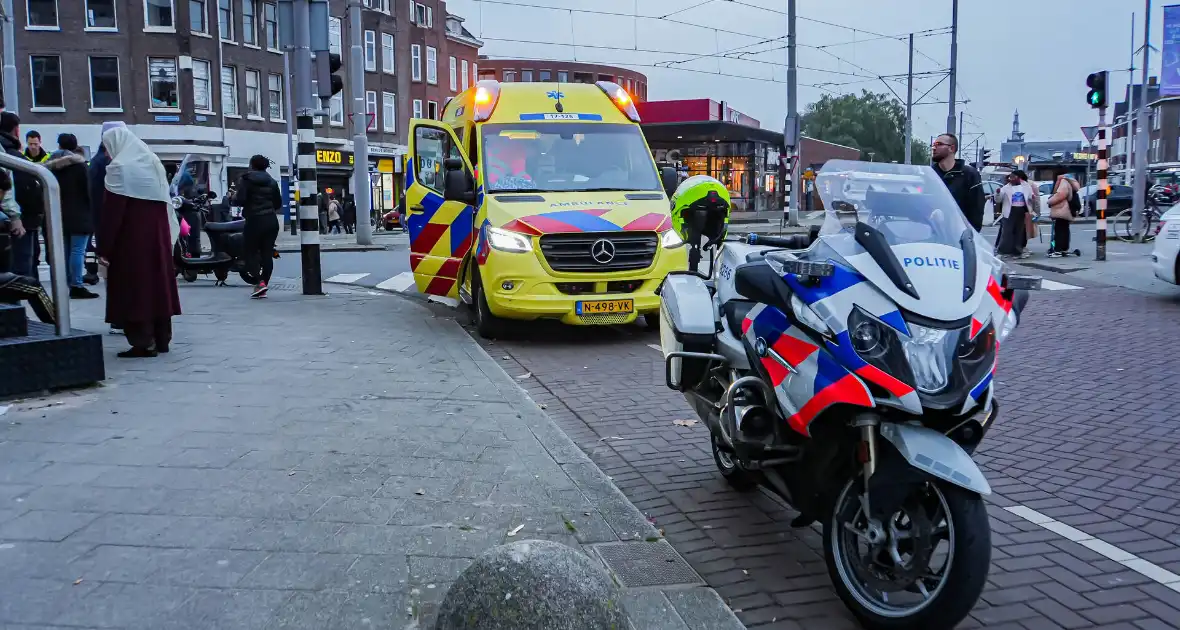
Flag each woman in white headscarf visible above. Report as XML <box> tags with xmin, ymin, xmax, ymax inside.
<box><xmin>95</xmin><ymin>126</ymin><xmax>182</xmax><ymax>358</ymax></box>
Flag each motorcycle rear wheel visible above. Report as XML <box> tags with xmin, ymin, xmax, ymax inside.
<box><xmin>239</xmin><ymin>270</ymin><xmax>260</xmax><ymax>286</ymax></box>
<box><xmin>823</xmin><ymin>476</ymin><xmax>989</xmax><ymax>630</ymax></box>
<box><xmin>182</xmin><ymin>269</ymin><xmax>199</xmax><ymax>283</ymax></box>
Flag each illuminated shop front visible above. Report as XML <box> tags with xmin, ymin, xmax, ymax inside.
<box><xmin>644</xmin><ymin>121</ymin><xmax>783</xmax><ymax>213</ymax></box>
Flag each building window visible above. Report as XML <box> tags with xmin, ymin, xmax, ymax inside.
<box><xmin>381</xmin><ymin>33</ymin><xmax>394</xmax><ymax>74</ymax></box>
<box><xmin>264</xmin><ymin>2</ymin><xmax>278</xmax><ymax>49</ymax></box>
<box><xmin>413</xmin><ymin>98</ymin><xmax>423</xmax><ymax>119</ymax></box>
<box><xmin>245</xmin><ymin>69</ymin><xmax>261</xmax><ymax>116</ymax></box>
<box><xmin>539</xmin><ymin>70</ymin><xmax>551</xmax><ymax>82</ymax></box>
<box><xmin>1153</xmin><ymin>107</ymin><xmax>1161</xmax><ymax>132</ymax></box>
<box><xmin>557</xmin><ymin>70</ymin><xmax>568</xmax><ymax>83</ymax></box>
<box><xmin>625</xmin><ymin>78</ymin><xmax>632</xmax><ymax>92</ymax></box>
<box><xmin>521</xmin><ymin>70</ymin><xmax>533</xmax><ymax>82</ymax></box>
<box><xmin>218</xmin><ymin>0</ymin><xmax>233</xmax><ymax>41</ymax></box>
<box><xmin>1152</xmin><ymin>138</ymin><xmax>1161</xmax><ymax>162</ymax></box>
<box><xmin>411</xmin><ymin>44</ymin><xmax>421</xmax><ymax>82</ymax></box>
<box><xmin>242</xmin><ymin>0</ymin><xmax>257</xmax><ymax>45</ymax></box>
<box><xmin>149</xmin><ymin>56</ymin><xmax>180</xmax><ymax>109</ymax></box>
<box><xmin>503</xmin><ymin>70</ymin><xmax>515</xmax><ymax>82</ymax></box>
<box><xmin>189</xmin><ymin>0</ymin><xmax>207</xmax><ymax>33</ymax></box>
<box><xmin>268</xmin><ymin>72</ymin><xmax>283</xmax><ymax>119</ymax></box>
<box><xmin>461</xmin><ymin>59</ymin><xmax>469</xmax><ymax>90</ymax></box>
<box><xmin>145</xmin><ymin>0</ymin><xmax>174</xmax><ymax>30</ymax></box>
<box><xmin>27</xmin><ymin>0</ymin><xmax>58</xmax><ymax>28</ymax></box>
<box><xmin>426</xmin><ymin>47</ymin><xmax>437</xmax><ymax>84</ymax></box>
<box><xmin>473</xmin><ymin>63</ymin><xmax>478</xmax><ymax>83</ymax></box>
<box><xmin>328</xmin><ymin>16</ymin><xmax>342</xmax><ymax>54</ymax></box>
<box><xmin>426</xmin><ymin>5</ymin><xmax>432</xmax><ymax>26</ymax></box>
<box><xmin>88</xmin><ymin>56</ymin><xmax>121</xmax><ymax>111</ymax></box>
<box><xmin>29</xmin><ymin>55</ymin><xmax>63</xmax><ymax>110</ymax></box>
<box><xmin>329</xmin><ymin>92</ymin><xmax>344</xmax><ymax>125</ymax></box>
<box><xmin>382</xmin><ymin>92</ymin><xmax>396</xmax><ymax>131</ymax></box>
<box><xmin>364</xmin><ymin>30</ymin><xmax>376</xmax><ymax>71</ymax></box>
<box><xmin>427</xmin><ymin>100</ymin><xmax>437</xmax><ymax>120</ymax></box>
<box><xmin>221</xmin><ymin>65</ymin><xmax>239</xmax><ymax>115</ymax></box>
<box><xmin>192</xmin><ymin>59</ymin><xmax>212</xmax><ymax>111</ymax></box>
<box><xmin>449</xmin><ymin>56</ymin><xmax>457</xmax><ymax>91</ymax></box>
<box><xmin>414</xmin><ymin>2</ymin><xmax>427</xmax><ymax>25</ymax></box>
<box><xmin>86</xmin><ymin>0</ymin><xmax>117</xmax><ymax>29</ymax></box>
<box><xmin>366</xmin><ymin>90</ymin><xmax>378</xmax><ymax>131</ymax></box>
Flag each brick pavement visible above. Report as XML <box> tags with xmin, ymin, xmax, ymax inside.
<box><xmin>475</xmin><ymin>285</ymin><xmax>1180</xmax><ymax>629</ymax></box>
<box><xmin>0</xmin><ymin>281</ymin><xmax>739</xmax><ymax>629</ymax></box>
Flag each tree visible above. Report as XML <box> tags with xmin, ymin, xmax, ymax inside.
<box><xmin>800</xmin><ymin>90</ymin><xmax>930</xmax><ymax>165</ymax></box>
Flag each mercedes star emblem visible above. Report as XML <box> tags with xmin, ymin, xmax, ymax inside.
<box><xmin>590</xmin><ymin>239</ymin><xmax>616</xmax><ymax>264</ymax></box>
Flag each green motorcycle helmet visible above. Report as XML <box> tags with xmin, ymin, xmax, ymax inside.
<box><xmin>670</xmin><ymin>175</ymin><xmax>731</xmax><ymax>246</ymax></box>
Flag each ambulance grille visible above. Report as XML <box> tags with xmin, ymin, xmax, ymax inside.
<box><xmin>539</xmin><ymin>232</ymin><xmax>658</xmax><ymax>272</ymax></box>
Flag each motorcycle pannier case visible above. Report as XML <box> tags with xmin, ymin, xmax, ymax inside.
<box><xmin>659</xmin><ymin>274</ymin><xmax>717</xmax><ymax>390</ymax></box>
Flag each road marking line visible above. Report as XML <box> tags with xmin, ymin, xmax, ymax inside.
<box><xmin>647</xmin><ymin>343</ymin><xmax>662</xmax><ymax>352</ymax></box>
<box><xmin>1040</xmin><ymin>279</ymin><xmax>1082</xmax><ymax>291</ymax></box>
<box><xmin>376</xmin><ymin>272</ymin><xmax>415</xmax><ymax>293</ymax></box>
<box><xmin>326</xmin><ymin>273</ymin><xmax>370</xmax><ymax>284</ymax></box>
<box><xmin>1005</xmin><ymin>505</ymin><xmax>1180</xmax><ymax>590</ymax></box>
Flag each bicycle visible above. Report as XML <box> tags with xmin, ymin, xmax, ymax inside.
<box><xmin>1111</xmin><ymin>204</ymin><xmax>1163</xmax><ymax>243</ymax></box>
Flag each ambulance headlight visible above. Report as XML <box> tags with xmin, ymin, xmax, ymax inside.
<box><xmin>660</xmin><ymin>229</ymin><xmax>685</xmax><ymax>249</ymax></box>
<box><xmin>486</xmin><ymin>226</ymin><xmax>533</xmax><ymax>253</ymax></box>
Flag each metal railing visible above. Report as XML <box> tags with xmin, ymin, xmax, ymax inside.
<box><xmin>0</xmin><ymin>152</ymin><xmax>69</xmax><ymax>335</ymax></box>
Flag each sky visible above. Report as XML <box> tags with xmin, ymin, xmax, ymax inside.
<box><xmin>447</xmin><ymin>0</ymin><xmax>1159</xmax><ymax>154</ymax></box>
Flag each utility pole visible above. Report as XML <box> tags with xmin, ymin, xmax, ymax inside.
<box><xmin>348</xmin><ymin>1</ymin><xmax>373</xmax><ymax>245</ymax></box>
<box><xmin>1131</xmin><ymin>0</ymin><xmax>1151</xmax><ymax>241</ymax></box>
<box><xmin>289</xmin><ymin>0</ymin><xmax>323</xmax><ymax>294</ymax></box>
<box><xmin>958</xmin><ymin>111</ymin><xmax>964</xmax><ymax>144</ymax></box>
<box><xmin>946</xmin><ymin>0</ymin><xmax>959</xmax><ymax>134</ymax></box>
<box><xmin>904</xmin><ymin>33</ymin><xmax>913</xmax><ymax>165</ymax></box>
<box><xmin>784</xmin><ymin>0</ymin><xmax>800</xmax><ymax>227</ymax></box>
<box><xmin>0</xmin><ymin>0</ymin><xmax>17</xmax><ymax>113</ymax></box>
<box><xmin>1125</xmin><ymin>13</ymin><xmax>1137</xmax><ymax>183</ymax></box>
<box><xmin>284</xmin><ymin>52</ymin><xmax>297</xmax><ymax>235</ymax></box>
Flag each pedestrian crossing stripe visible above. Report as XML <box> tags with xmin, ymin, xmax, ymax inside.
<box><xmin>1041</xmin><ymin>279</ymin><xmax>1082</xmax><ymax>290</ymax></box>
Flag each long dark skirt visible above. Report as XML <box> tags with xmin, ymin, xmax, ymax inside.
<box><xmin>997</xmin><ymin>207</ymin><xmax>1029</xmax><ymax>256</ymax></box>
<box><xmin>124</xmin><ymin>318</ymin><xmax>172</xmax><ymax>351</ymax></box>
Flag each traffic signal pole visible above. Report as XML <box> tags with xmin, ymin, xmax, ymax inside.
<box><xmin>1131</xmin><ymin>0</ymin><xmax>1152</xmax><ymax>242</ymax></box>
<box><xmin>1096</xmin><ymin>107</ymin><xmax>1108</xmax><ymax>262</ymax></box>
<box><xmin>292</xmin><ymin>0</ymin><xmax>323</xmax><ymax>295</ymax></box>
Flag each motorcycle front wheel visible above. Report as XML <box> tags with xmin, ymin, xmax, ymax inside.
<box><xmin>823</xmin><ymin>476</ymin><xmax>989</xmax><ymax>630</ymax></box>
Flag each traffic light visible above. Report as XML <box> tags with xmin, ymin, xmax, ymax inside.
<box><xmin>980</xmin><ymin>148</ymin><xmax>992</xmax><ymax>163</ymax></box>
<box><xmin>1086</xmin><ymin>71</ymin><xmax>1108</xmax><ymax>109</ymax></box>
<box><xmin>315</xmin><ymin>52</ymin><xmax>344</xmax><ymax>101</ymax></box>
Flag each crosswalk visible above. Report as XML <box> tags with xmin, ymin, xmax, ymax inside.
<box><xmin>324</xmin><ymin>271</ymin><xmax>458</xmax><ymax>306</ymax></box>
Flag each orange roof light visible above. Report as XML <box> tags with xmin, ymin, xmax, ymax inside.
<box><xmin>595</xmin><ymin>81</ymin><xmax>640</xmax><ymax>122</ymax></box>
<box><xmin>472</xmin><ymin>80</ymin><xmax>501</xmax><ymax>122</ymax></box>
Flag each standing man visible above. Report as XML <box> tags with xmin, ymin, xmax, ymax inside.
<box><xmin>931</xmin><ymin>133</ymin><xmax>985</xmax><ymax>231</ymax></box>
<box><xmin>0</xmin><ymin>113</ymin><xmax>44</xmax><ymax>279</ymax></box>
<box><xmin>23</xmin><ymin>131</ymin><xmax>49</xmax><ymax>164</ymax></box>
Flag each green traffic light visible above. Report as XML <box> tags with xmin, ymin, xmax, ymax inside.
<box><xmin>1090</xmin><ymin>92</ymin><xmax>1102</xmax><ymax>105</ymax></box>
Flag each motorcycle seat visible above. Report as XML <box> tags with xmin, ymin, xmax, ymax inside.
<box><xmin>722</xmin><ymin>299</ymin><xmax>756</xmax><ymax>338</ymax></box>
<box><xmin>205</xmin><ymin>220</ymin><xmax>245</xmax><ymax>233</ymax></box>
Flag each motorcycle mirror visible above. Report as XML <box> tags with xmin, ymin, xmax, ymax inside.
<box><xmin>170</xmin><ymin>196</ymin><xmax>184</xmax><ymax>209</ymax></box>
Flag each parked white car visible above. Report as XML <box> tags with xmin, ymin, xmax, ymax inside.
<box><xmin>1152</xmin><ymin>205</ymin><xmax>1180</xmax><ymax>284</ymax></box>
<box><xmin>982</xmin><ymin>180</ymin><xmax>1001</xmax><ymax>226</ymax></box>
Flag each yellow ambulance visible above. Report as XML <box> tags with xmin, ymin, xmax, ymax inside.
<box><xmin>404</xmin><ymin>80</ymin><xmax>687</xmax><ymax>338</ymax></box>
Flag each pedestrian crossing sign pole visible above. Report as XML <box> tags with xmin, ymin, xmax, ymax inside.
<box><xmin>1095</xmin><ymin>108</ymin><xmax>1107</xmax><ymax>262</ymax></box>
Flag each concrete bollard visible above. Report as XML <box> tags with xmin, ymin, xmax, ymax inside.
<box><xmin>435</xmin><ymin>539</ymin><xmax>628</xmax><ymax>630</ymax></box>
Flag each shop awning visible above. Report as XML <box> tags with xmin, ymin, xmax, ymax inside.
<box><xmin>640</xmin><ymin>121</ymin><xmax>784</xmax><ymax>145</ymax></box>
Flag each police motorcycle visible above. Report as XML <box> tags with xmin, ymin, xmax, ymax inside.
<box><xmin>169</xmin><ymin>155</ymin><xmax>266</xmax><ymax>286</ymax></box>
<box><xmin>657</xmin><ymin>162</ymin><xmax>1040</xmax><ymax>629</ymax></box>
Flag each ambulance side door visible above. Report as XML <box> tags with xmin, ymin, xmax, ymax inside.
<box><xmin>405</xmin><ymin>120</ymin><xmax>479</xmax><ymax>297</ymax></box>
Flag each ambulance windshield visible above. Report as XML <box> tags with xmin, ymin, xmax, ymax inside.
<box><xmin>480</xmin><ymin>123</ymin><xmax>660</xmax><ymax>193</ymax></box>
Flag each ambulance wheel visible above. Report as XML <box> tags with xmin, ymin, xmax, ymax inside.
<box><xmin>473</xmin><ymin>270</ymin><xmax>510</xmax><ymax>340</ymax></box>
<box><xmin>182</xmin><ymin>269</ymin><xmax>199</xmax><ymax>283</ymax></box>
<box><xmin>642</xmin><ymin>313</ymin><xmax>661</xmax><ymax>333</ymax></box>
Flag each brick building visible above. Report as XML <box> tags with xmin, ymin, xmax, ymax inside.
<box><xmin>475</xmin><ymin>59</ymin><xmax>648</xmax><ymax>101</ymax></box>
<box><xmin>11</xmin><ymin>0</ymin><xmax>479</xmax><ymax>217</ymax></box>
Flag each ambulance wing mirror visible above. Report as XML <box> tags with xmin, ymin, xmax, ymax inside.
<box><xmin>660</xmin><ymin>166</ymin><xmax>678</xmax><ymax>198</ymax></box>
<box><xmin>443</xmin><ymin>158</ymin><xmax>475</xmax><ymax>204</ymax></box>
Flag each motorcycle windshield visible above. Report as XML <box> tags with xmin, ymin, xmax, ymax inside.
<box><xmin>169</xmin><ymin>155</ymin><xmax>208</xmax><ymax>198</ymax></box>
<box><xmin>814</xmin><ymin>160</ymin><xmax>984</xmax><ymax>322</ymax></box>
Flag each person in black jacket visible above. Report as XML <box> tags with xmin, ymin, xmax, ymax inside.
<box><xmin>931</xmin><ymin>133</ymin><xmax>985</xmax><ymax>231</ymax></box>
<box><xmin>45</xmin><ymin>134</ymin><xmax>98</xmax><ymax>299</ymax></box>
<box><xmin>232</xmin><ymin>155</ymin><xmax>282</xmax><ymax>299</ymax></box>
<box><xmin>0</xmin><ymin>112</ymin><xmax>43</xmax><ymax>279</ymax></box>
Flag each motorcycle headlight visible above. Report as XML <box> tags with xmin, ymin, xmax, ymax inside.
<box><xmin>789</xmin><ymin>294</ymin><xmax>831</xmax><ymax>337</ymax></box>
<box><xmin>660</xmin><ymin>229</ymin><xmax>685</xmax><ymax>249</ymax></box>
<box><xmin>486</xmin><ymin>226</ymin><xmax>533</xmax><ymax>253</ymax></box>
<box><xmin>901</xmin><ymin>324</ymin><xmax>958</xmax><ymax>394</ymax></box>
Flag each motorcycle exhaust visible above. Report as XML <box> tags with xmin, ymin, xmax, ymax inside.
<box><xmin>720</xmin><ymin>376</ymin><xmax>776</xmax><ymax>450</ymax></box>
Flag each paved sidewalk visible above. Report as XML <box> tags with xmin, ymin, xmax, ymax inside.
<box><xmin>0</xmin><ymin>281</ymin><xmax>741</xmax><ymax>629</ymax></box>
<box><xmin>276</xmin><ymin>230</ymin><xmax>405</xmax><ymax>253</ymax></box>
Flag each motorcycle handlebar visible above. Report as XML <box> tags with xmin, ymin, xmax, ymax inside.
<box><xmin>745</xmin><ymin>233</ymin><xmax>812</xmax><ymax>250</ymax></box>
